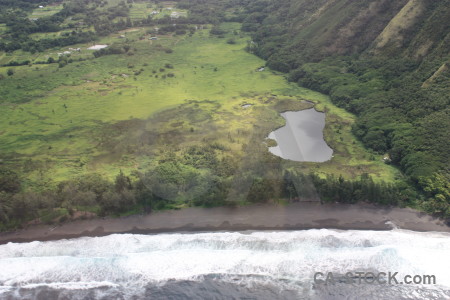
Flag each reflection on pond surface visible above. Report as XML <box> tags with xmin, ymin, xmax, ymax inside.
<box><xmin>267</xmin><ymin>108</ymin><xmax>333</xmax><ymax>162</ymax></box>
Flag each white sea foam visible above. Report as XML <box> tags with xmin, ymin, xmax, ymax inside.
<box><xmin>0</xmin><ymin>229</ymin><xmax>448</xmax><ymax>294</ymax></box>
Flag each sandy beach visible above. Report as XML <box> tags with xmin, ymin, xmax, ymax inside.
<box><xmin>0</xmin><ymin>202</ymin><xmax>448</xmax><ymax>244</ymax></box>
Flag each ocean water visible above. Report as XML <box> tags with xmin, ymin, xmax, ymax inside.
<box><xmin>0</xmin><ymin>229</ymin><xmax>449</xmax><ymax>299</ymax></box>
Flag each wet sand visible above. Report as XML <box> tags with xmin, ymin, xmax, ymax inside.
<box><xmin>0</xmin><ymin>202</ymin><xmax>448</xmax><ymax>244</ymax></box>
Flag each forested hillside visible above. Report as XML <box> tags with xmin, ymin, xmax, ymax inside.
<box><xmin>0</xmin><ymin>0</ymin><xmax>448</xmax><ymax>229</ymax></box>
<box><xmin>239</xmin><ymin>0</ymin><xmax>449</xmax><ymax>213</ymax></box>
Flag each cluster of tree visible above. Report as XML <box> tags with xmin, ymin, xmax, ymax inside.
<box><xmin>1</xmin><ymin>60</ymin><xmax>30</xmax><ymax>67</ymax></box>
<box><xmin>0</xmin><ymin>30</ymin><xmax>97</xmax><ymax>53</ymax></box>
<box><xmin>3</xmin><ymin>141</ymin><xmax>443</xmax><ymax>231</ymax></box>
<box><xmin>0</xmin><ymin>0</ymin><xmax>84</xmax><ymax>36</ymax></box>
<box><xmin>0</xmin><ymin>0</ymin><xmax>53</xmax><ymax>12</ymax></box>
<box><xmin>0</xmin><ymin>170</ymin><xmax>136</xmax><ymax>228</ymax></box>
<box><xmin>93</xmin><ymin>43</ymin><xmax>131</xmax><ymax>58</ymax></box>
<box><xmin>0</xmin><ymin>0</ymin><xmax>252</xmax><ymax>54</ymax></box>
<box><xmin>176</xmin><ymin>0</ymin><xmax>227</xmax><ymax>24</ymax></box>
<box><xmin>151</xmin><ymin>24</ymin><xmax>191</xmax><ymax>36</ymax></box>
<box><xmin>0</xmin><ymin>0</ymin><xmax>199</xmax><ymax>53</ymax></box>
<box><xmin>0</xmin><ymin>0</ymin><xmax>129</xmax><ymax>52</ymax></box>
<box><xmin>284</xmin><ymin>58</ymin><xmax>450</xmax><ymax>194</ymax></box>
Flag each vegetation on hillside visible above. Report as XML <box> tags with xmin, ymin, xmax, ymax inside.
<box><xmin>238</xmin><ymin>0</ymin><xmax>449</xmax><ymax>217</ymax></box>
<box><xmin>0</xmin><ymin>0</ymin><xmax>448</xmax><ymax>229</ymax></box>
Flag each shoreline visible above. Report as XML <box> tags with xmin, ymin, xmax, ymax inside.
<box><xmin>0</xmin><ymin>202</ymin><xmax>448</xmax><ymax>244</ymax></box>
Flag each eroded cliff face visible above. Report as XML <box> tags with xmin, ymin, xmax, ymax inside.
<box><xmin>296</xmin><ymin>0</ymin><xmax>410</xmax><ymax>56</ymax></box>
<box><xmin>371</xmin><ymin>0</ymin><xmax>425</xmax><ymax>52</ymax></box>
<box><xmin>251</xmin><ymin>0</ymin><xmax>449</xmax><ymax>62</ymax></box>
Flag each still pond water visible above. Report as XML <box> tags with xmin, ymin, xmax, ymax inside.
<box><xmin>268</xmin><ymin>108</ymin><xmax>333</xmax><ymax>162</ymax></box>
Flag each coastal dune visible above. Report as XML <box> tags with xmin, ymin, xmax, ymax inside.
<box><xmin>0</xmin><ymin>202</ymin><xmax>448</xmax><ymax>244</ymax></box>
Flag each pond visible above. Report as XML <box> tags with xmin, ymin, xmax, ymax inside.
<box><xmin>87</xmin><ymin>44</ymin><xmax>108</xmax><ymax>50</ymax></box>
<box><xmin>267</xmin><ymin>108</ymin><xmax>333</xmax><ymax>162</ymax></box>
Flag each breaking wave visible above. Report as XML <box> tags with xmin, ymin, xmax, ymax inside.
<box><xmin>0</xmin><ymin>229</ymin><xmax>449</xmax><ymax>299</ymax></box>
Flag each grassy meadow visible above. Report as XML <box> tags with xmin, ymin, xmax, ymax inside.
<box><xmin>0</xmin><ymin>22</ymin><xmax>402</xmax><ymax>193</ymax></box>
<box><xmin>30</xmin><ymin>4</ymin><xmax>64</xmax><ymax>19</ymax></box>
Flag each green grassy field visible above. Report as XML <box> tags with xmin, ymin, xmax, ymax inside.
<box><xmin>30</xmin><ymin>4</ymin><xmax>64</xmax><ymax>19</ymax></box>
<box><xmin>126</xmin><ymin>1</ymin><xmax>187</xmax><ymax>21</ymax></box>
<box><xmin>129</xmin><ymin>2</ymin><xmax>155</xmax><ymax>20</ymax></box>
<box><xmin>0</xmin><ymin>22</ymin><xmax>402</xmax><ymax>190</ymax></box>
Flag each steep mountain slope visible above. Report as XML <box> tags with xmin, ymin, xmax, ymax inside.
<box><xmin>244</xmin><ymin>0</ymin><xmax>449</xmax><ymax>65</ymax></box>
